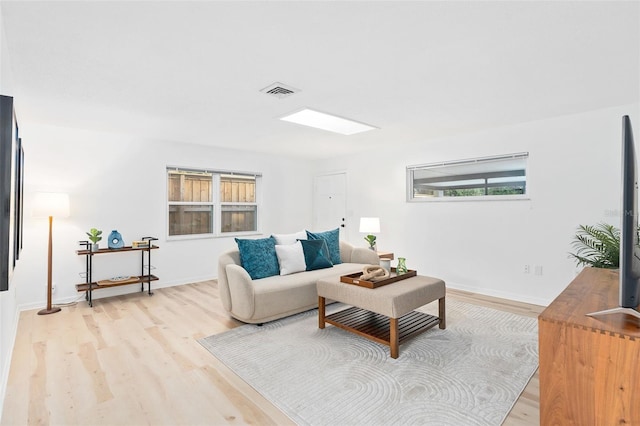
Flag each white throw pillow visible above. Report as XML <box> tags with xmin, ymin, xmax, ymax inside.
<box><xmin>275</xmin><ymin>241</ymin><xmax>307</xmax><ymax>276</ymax></box>
<box><xmin>272</xmin><ymin>230</ymin><xmax>307</xmax><ymax>245</ymax></box>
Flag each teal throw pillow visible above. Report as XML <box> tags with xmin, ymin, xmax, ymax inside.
<box><xmin>300</xmin><ymin>239</ymin><xmax>333</xmax><ymax>271</ymax></box>
<box><xmin>306</xmin><ymin>228</ymin><xmax>341</xmax><ymax>265</ymax></box>
<box><xmin>235</xmin><ymin>236</ymin><xmax>280</xmax><ymax>280</ymax></box>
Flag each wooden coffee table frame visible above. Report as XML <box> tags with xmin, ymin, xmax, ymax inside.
<box><xmin>318</xmin><ymin>296</ymin><xmax>446</xmax><ymax>358</ymax></box>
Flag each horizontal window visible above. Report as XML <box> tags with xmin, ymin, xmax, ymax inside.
<box><xmin>407</xmin><ymin>153</ymin><xmax>529</xmax><ymax>201</ymax></box>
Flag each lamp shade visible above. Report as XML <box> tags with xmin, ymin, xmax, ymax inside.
<box><xmin>32</xmin><ymin>192</ymin><xmax>70</xmax><ymax>218</ymax></box>
<box><xmin>359</xmin><ymin>217</ymin><xmax>380</xmax><ymax>233</ymax></box>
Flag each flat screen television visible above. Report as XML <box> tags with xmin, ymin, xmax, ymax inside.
<box><xmin>0</xmin><ymin>95</ymin><xmax>16</xmax><ymax>292</ymax></box>
<box><xmin>588</xmin><ymin>115</ymin><xmax>640</xmax><ymax>319</ymax></box>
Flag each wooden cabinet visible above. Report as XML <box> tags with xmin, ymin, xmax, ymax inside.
<box><xmin>75</xmin><ymin>239</ymin><xmax>159</xmax><ymax>307</ymax></box>
<box><xmin>538</xmin><ymin>267</ymin><xmax>640</xmax><ymax>424</ymax></box>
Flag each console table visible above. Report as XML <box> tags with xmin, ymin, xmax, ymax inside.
<box><xmin>538</xmin><ymin>267</ymin><xmax>640</xmax><ymax>424</ymax></box>
<box><xmin>75</xmin><ymin>237</ymin><xmax>159</xmax><ymax>307</ymax></box>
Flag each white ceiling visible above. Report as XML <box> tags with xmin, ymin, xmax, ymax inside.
<box><xmin>1</xmin><ymin>1</ymin><xmax>639</xmax><ymax>159</ymax></box>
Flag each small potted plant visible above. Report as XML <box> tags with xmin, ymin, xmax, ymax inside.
<box><xmin>364</xmin><ymin>234</ymin><xmax>377</xmax><ymax>251</ymax></box>
<box><xmin>86</xmin><ymin>228</ymin><xmax>102</xmax><ymax>252</ymax></box>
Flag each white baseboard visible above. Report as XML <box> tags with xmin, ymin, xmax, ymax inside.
<box><xmin>446</xmin><ymin>281</ymin><xmax>550</xmax><ymax>307</ymax></box>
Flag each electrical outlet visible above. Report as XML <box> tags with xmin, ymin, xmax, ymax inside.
<box><xmin>535</xmin><ymin>265</ymin><xmax>543</xmax><ymax>276</ymax></box>
<box><xmin>524</xmin><ymin>265</ymin><xmax>530</xmax><ymax>274</ymax></box>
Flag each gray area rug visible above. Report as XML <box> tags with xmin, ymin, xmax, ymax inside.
<box><xmin>199</xmin><ymin>300</ymin><xmax>538</xmax><ymax>426</ymax></box>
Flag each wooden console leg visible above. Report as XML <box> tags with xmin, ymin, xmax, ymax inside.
<box><xmin>318</xmin><ymin>296</ymin><xmax>326</xmax><ymax>329</ymax></box>
<box><xmin>439</xmin><ymin>296</ymin><xmax>446</xmax><ymax>329</ymax></box>
<box><xmin>390</xmin><ymin>317</ymin><xmax>399</xmax><ymax>358</ymax></box>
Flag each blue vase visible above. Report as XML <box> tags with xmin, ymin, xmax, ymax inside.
<box><xmin>108</xmin><ymin>230</ymin><xmax>124</xmax><ymax>249</ymax></box>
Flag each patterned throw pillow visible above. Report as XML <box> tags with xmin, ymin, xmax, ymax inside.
<box><xmin>306</xmin><ymin>228</ymin><xmax>341</xmax><ymax>265</ymax></box>
<box><xmin>300</xmin><ymin>239</ymin><xmax>333</xmax><ymax>271</ymax></box>
<box><xmin>235</xmin><ymin>236</ymin><xmax>280</xmax><ymax>280</ymax></box>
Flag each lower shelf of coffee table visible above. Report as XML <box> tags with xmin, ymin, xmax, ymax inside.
<box><xmin>325</xmin><ymin>306</ymin><xmax>440</xmax><ymax>347</ymax></box>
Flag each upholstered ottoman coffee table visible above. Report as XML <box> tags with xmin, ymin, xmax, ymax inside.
<box><xmin>317</xmin><ymin>275</ymin><xmax>446</xmax><ymax>358</ymax></box>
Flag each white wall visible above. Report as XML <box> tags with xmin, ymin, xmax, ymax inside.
<box><xmin>11</xmin><ymin>124</ymin><xmax>314</xmax><ymax>310</ymax></box>
<box><xmin>314</xmin><ymin>104</ymin><xmax>640</xmax><ymax>306</ymax></box>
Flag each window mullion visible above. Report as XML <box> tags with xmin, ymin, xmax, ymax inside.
<box><xmin>213</xmin><ymin>174</ymin><xmax>220</xmax><ymax>237</ymax></box>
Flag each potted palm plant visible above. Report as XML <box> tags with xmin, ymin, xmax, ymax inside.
<box><xmin>86</xmin><ymin>228</ymin><xmax>102</xmax><ymax>252</ymax></box>
<box><xmin>568</xmin><ymin>223</ymin><xmax>620</xmax><ymax>269</ymax></box>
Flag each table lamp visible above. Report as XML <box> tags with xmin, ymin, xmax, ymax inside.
<box><xmin>359</xmin><ymin>217</ymin><xmax>380</xmax><ymax>250</ymax></box>
<box><xmin>32</xmin><ymin>192</ymin><xmax>69</xmax><ymax>315</ymax></box>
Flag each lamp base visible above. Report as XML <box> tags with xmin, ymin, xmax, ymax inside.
<box><xmin>37</xmin><ymin>307</ymin><xmax>61</xmax><ymax>315</ymax></box>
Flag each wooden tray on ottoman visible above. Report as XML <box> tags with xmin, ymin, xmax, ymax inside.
<box><xmin>340</xmin><ymin>268</ymin><xmax>417</xmax><ymax>289</ymax></box>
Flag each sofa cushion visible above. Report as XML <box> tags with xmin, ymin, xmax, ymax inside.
<box><xmin>249</xmin><ymin>262</ymin><xmax>367</xmax><ymax>321</ymax></box>
<box><xmin>235</xmin><ymin>236</ymin><xmax>279</xmax><ymax>279</ymax></box>
<box><xmin>275</xmin><ymin>241</ymin><xmax>307</xmax><ymax>276</ymax></box>
<box><xmin>272</xmin><ymin>230</ymin><xmax>307</xmax><ymax>245</ymax></box>
<box><xmin>300</xmin><ymin>239</ymin><xmax>333</xmax><ymax>271</ymax></box>
<box><xmin>306</xmin><ymin>228</ymin><xmax>342</xmax><ymax>265</ymax></box>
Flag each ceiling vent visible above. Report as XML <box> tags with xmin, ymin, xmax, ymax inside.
<box><xmin>260</xmin><ymin>82</ymin><xmax>300</xmax><ymax>99</ymax></box>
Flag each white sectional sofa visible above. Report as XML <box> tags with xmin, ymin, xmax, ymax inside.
<box><xmin>217</xmin><ymin>241</ymin><xmax>379</xmax><ymax>324</ymax></box>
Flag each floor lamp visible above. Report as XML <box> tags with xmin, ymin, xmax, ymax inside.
<box><xmin>32</xmin><ymin>192</ymin><xmax>70</xmax><ymax>315</ymax></box>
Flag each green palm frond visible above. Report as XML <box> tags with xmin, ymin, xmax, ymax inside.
<box><xmin>568</xmin><ymin>223</ymin><xmax>622</xmax><ymax>269</ymax></box>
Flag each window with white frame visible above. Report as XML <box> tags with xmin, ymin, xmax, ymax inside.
<box><xmin>167</xmin><ymin>167</ymin><xmax>261</xmax><ymax>237</ymax></box>
<box><xmin>407</xmin><ymin>153</ymin><xmax>529</xmax><ymax>201</ymax></box>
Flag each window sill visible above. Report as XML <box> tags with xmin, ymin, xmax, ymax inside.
<box><xmin>408</xmin><ymin>195</ymin><xmax>530</xmax><ymax>203</ymax></box>
<box><xmin>166</xmin><ymin>231</ymin><xmax>263</xmax><ymax>241</ymax></box>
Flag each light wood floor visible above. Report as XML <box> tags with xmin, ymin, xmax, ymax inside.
<box><xmin>1</xmin><ymin>281</ymin><xmax>544</xmax><ymax>425</ymax></box>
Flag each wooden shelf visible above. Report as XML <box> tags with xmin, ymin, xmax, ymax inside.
<box><xmin>325</xmin><ymin>306</ymin><xmax>440</xmax><ymax>348</ymax></box>
<box><xmin>76</xmin><ymin>245</ymin><xmax>159</xmax><ymax>255</ymax></box>
<box><xmin>75</xmin><ymin>275</ymin><xmax>159</xmax><ymax>292</ymax></box>
<box><xmin>76</xmin><ymin>239</ymin><xmax>159</xmax><ymax>307</ymax></box>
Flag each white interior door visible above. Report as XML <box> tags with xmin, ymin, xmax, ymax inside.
<box><xmin>313</xmin><ymin>173</ymin><xmax>347</xmax><ymax>236</ymax></box>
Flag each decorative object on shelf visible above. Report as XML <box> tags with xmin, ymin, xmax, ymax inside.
<box><xmin>132</xmin><ymin>240</ymin><xmax>150</xmax><ymax>249</ymax></box>
<box><xmin>109</xmin><ymin>275</ymin><xmax>133</xmax><ymax>281</ymax></box>
<box><xmin>86</xmin><ymin>228</ymin><xmax>102</xmax><ymax>251</ymax></box>
<box><xmin>32</xmin><ymin>192</ymin><xmax>70</xmax><ymax>315</ymax></box>
<box><xmin>108</xmin><ymin>230</ymin><xmax>124</xmax><ymax>249</ymax></box>
<box><xmin>360</xmin><ymin>265</ymin><xmax>390</xmax><ymax>282</ymax></box>
<box><xmin>359</xmin><ymin>217</ymin><xmax>380</xmax><ymax>250</ymax></box>
<box><xmin>97</xmin><ymin>276</ymin><xmax>139</xmax><ymax>286</ymax></box>
<box><xmin>396</xmin><ymin>257</ymin><xmax>408</xmax><ymax>275</ymax></box>
<box><xmin>380</xmin><ymin>258</ymin><xmax>391</xmax><ymax>273</ymax></box>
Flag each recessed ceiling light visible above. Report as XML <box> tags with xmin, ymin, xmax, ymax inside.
<box><xmin>279</xmin><ymin>108</ymin><xmax>378</xmax><ymax>135</ymax></box>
